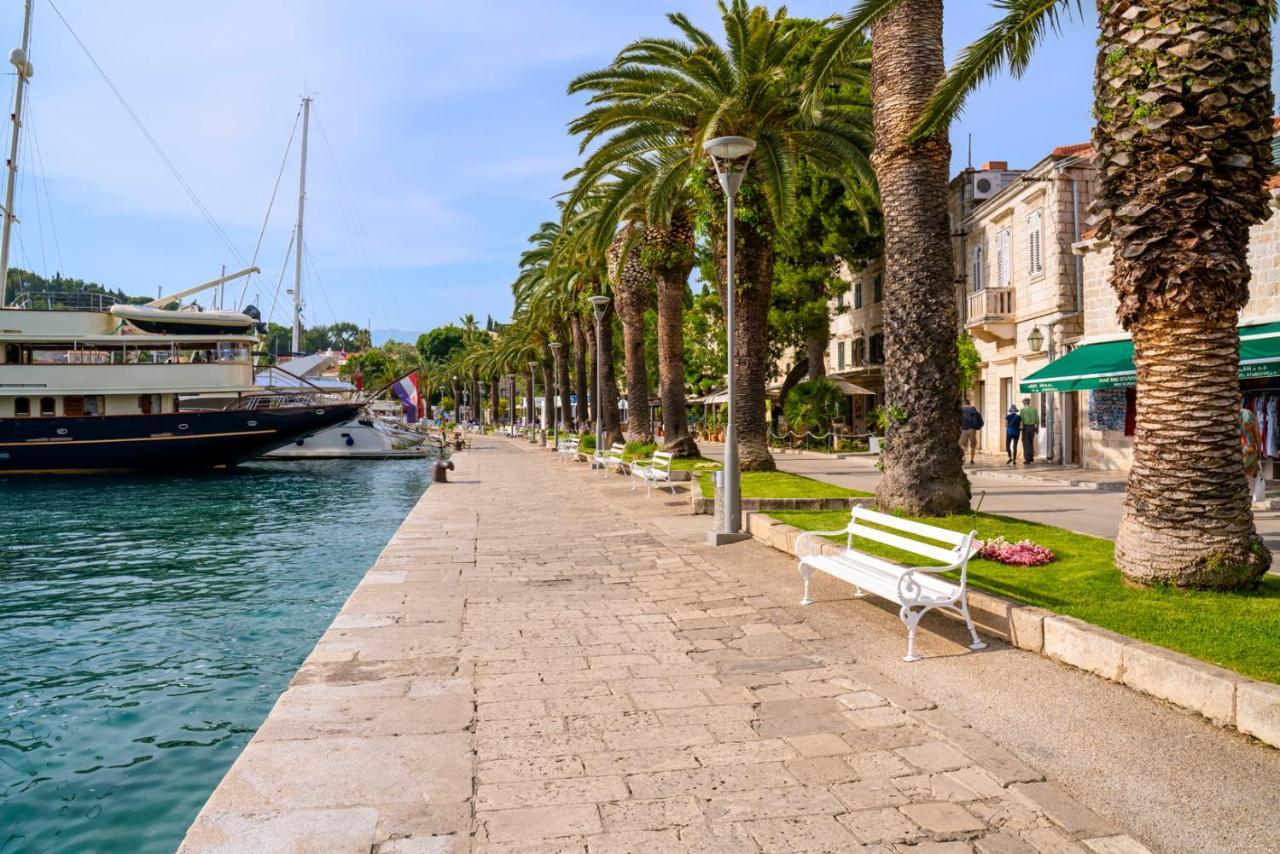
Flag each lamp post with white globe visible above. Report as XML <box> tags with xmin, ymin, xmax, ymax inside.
<box><xmin>703</xmin><ymin>135</ymin><xmax>756</xmax><ymax>546</ymax></box>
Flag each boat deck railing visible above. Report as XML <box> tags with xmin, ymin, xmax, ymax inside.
<box><xmin>9</xmin><ymin>291</ymin><xmax>130</xmax><ymax>311</ymax></box>
<box><xmin>228</xmin><ymin>394</ymin><xmax>346</xmax><ymax>411</ymax></box>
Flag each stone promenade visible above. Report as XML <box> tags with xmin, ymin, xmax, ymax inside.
<box><xmin>181</xmin><ymin>436</ymin><xmax>1161</xmax><ymax>853</ymax></box>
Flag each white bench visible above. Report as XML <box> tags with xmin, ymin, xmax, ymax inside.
<box><xmin>630</xmin><ymin>451</ymin><xmax>675</xmax><ymax>496</ymax></box>
<box><xmin>593</xmin><ymin>442</ymin><xmax>627</xmax><ymax>476</ymax></box>
<box><xmin>556</xmin><ymin>437</ymin><xmax>580</xmax><ymax>463</ymax></box>
<box><xmin>794</xmin><ymin>506</ymin><xmax>985</xmax><ymax>662</ymax></box>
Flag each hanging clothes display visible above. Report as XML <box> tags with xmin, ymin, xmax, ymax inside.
<box><xmin>1241</xmin><ymin>389</ymin><xmax>1280</xmax><ymax>460</ymax></box>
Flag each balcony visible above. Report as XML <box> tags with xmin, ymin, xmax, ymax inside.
<box><xmin>966</xmin><ymin>287</ymin><xmax>1016</xmax><ymax>342</ymax></box>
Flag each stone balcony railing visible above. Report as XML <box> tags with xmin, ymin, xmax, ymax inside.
<box><xmin>966</xmin><ymin>287</ymin><xmax>1016</xmax><ymax>341</ymax></box>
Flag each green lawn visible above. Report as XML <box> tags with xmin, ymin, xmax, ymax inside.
<box><xmin>697</xmin><ymin>470</ymin><xmax>872</xmax><ymax>500</ymax></box>
<box><xmin>771</xmin><ymin>509</ymin><xmax>1280</xmax><ymax>684</ymax></box>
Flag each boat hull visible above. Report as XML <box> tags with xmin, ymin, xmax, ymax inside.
<box><xmin>0</xmin><ymin>403</ymin><xmax>363</xmax><ymax>473</ymax></box>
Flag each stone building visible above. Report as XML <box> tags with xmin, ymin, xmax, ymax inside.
<box><xmin>825</xmin><ymin>257</ymin><xmax>886</xmax><ymax>432</ymax></box>
<box><xmin>956</xmin><ymin>146</ymin><xmax>1096</xmax><ymax>462</ymax></box>
<box><xmin>1059</xmin><ymin>179</ymin><xmax>1280</xmax><ymax>470</ymax></box>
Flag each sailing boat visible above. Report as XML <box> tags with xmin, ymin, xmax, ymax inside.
<box><xmin>246</xmin><ymin>96</ymin><xmax>434</xmax><ymax>461</ymax></box>
<box><xmin>0</xmin><ymin>1</ymin><xmax>361</xmax><ymax>473</ymax></box>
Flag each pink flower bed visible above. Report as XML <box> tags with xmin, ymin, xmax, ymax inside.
<box><xmin>978</xmin><ymin>536</ymin><xmax>1056</xmax><ymax>567</ymax></box>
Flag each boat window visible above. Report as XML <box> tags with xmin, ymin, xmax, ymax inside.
<box><xmin>39</xmin><ymin>397</ymin><xmax>55</xmax><ymax>417</ymax></box>
<box><xmin>14</xmin><ymin>397</ymin><xmax>30</xmax><ymax>417</ymax></box>
<box><xmin>3</xmin><ymin>343</ymin><xmax>17</xmax><ymax>364</ymax></box>
<box><xmin>64</xmin><ymin>396</ymin><xmax>85</xmax><ymax>417</ymax></box>
<box><xmin>138</xmin><ymin>393</ymin><xmax>161</xmax><ymax>414</ymax></box>
<box><xmin>84</xmin><ymin>396</ymin><xmax>104</xmax><ymax>416</ymax></box>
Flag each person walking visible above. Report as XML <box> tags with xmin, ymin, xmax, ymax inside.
<box><xmin>1004</xmin><ymin>405</ymin><xmax>1021</xmax><ymax>464</ymax></box>
<box><xmin>960</xmin><ymin>399</ymin><xmax>983</xmax><ymax>464</ymax></box>
<box><xmin>1019</xmin><ymin>397</ymin><xmax>1040</xmax><ymax>463</ymax></box>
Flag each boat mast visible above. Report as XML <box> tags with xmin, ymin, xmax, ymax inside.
<box><xmin>0</xmin><ymin>0</ymin><xmax>34</xmax><ymax>308</ymax></box>
<box><xmin>291</xmin><ymin>96</ymin><xmax>311</xmax><ymax>353</ymax></box>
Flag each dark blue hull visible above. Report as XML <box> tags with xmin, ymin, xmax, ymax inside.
<box><xmin>0</xmin><ymin>404</ymin><xmax>363</xmax><ymax>473</ymax></box>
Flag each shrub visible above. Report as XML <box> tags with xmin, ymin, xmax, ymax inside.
<box><xmin>625</xmin><ymin>440</ymin><xmax>657</xmax><ymax>459</ymax></box>
<box><xmin>578</xmin><ymin>432</ymin><xmax>596</xmax><ymax>452</ymax></box>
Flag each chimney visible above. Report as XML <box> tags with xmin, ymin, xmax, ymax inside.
<box><xmin>980</xmin><ymin>161</ymin><xmax>1008</xmax><ymax>171</ymax></box>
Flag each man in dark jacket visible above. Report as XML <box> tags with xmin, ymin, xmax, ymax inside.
<box><xmin>960</xmin><ymin>399</ymin><xmax>983</xmax><ymax>464</ymax></box>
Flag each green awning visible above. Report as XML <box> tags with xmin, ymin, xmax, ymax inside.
<box><xmin>1020</xmin><ymin>321</ymin><xmax>1280</xmax><ymax>393</ymax></box>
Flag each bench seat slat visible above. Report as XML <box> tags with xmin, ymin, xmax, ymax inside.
<box><xmin>803</xmin><ymin>555</ymin><xmax>961</xmax><ymax>604</ymax></box>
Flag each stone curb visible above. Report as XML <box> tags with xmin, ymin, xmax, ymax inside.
<box><xmin>745</xmin><ymin>511</ymin><xmax>1279</xmax><ymax>750</ymax></box>
<box><xmin>966</xmin><ymin>468</ymin><xmax>1126</xmax><ymax>492</ymax></box>
<box><xmin>691</xmin><ymin>495</ymin><xmax>863</xmax><ymax>515</ymax></box>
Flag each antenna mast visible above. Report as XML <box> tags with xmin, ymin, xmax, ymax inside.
<box><xmin>0</xmin><ymin>0</ymin><xmax>34</xmax><ymax>308</ymax></box>
<box><xmin>291</xmin><ymin>95</ymin><xmax>312</xmax><ymax>353</ymax></box>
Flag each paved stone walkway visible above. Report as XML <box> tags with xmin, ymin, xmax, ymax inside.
<box><xmin>183</xmin><ymin>437</ymin><xmax>1155</xmax><ymax>853</ymax></box>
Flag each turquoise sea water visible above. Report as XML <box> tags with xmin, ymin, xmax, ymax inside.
<box><xmin>0</xmin><ymin>460</ymin><xmax>430</xmax><ymax>853</ymax></box>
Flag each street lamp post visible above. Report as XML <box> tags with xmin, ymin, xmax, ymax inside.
<box><xmin>507</xmin><ymin>372</ymin><xmax>516</xmax><ymax>437</ymax></box>
<box><xmin>528</xmin><ymin>360</ymin><xmax>540</xmax><ymax>443</ymax></box>
<box><xmin>704</xmin><ymin>135</ymin><xmax>756</xmax><ymax>546</ymax></box>
<box><xmin>549</xmin><ymin>341</ymin><xmax>563</xmax><ymax>450</ymax></box>
<box><xmin>588</xmin><ymin>295</ymin><xmax>611</xmax><ymax>465</ymax></box>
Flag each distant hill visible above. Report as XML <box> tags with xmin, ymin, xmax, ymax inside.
<box><xmin>373</xmin><ymin>328</ymin><xmax>426</xmax><ymax>346</ymax></box>
<box><xmin>5</xmin><ymin>268</ymin><xmax>152</xmax><ymax>309</ymax></box>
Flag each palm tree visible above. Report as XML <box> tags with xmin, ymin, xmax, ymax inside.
<box><xmin>810</xmin><ymin>0</ymin><xmax>970</xmax><ymax>516</ymax></box>
<box><xmin>569</xmin><ymin>1</ymin><xmax>874</xmax><ymax>470</ymax></box>
<box><xmin>607</xmin><ymin>222</ymin><xmax>655</xmax><ymax>442</ymax></box>
<box><xmin>881</xmin><ymin>0</ymin><xmax>1273</xmax><ymax>587</ymax></box>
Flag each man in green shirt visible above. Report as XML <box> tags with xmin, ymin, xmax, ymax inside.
<box><xmin>1019</xmin><ymin>398</ymin><xmax>1040</xmax><ymax>463</ymax></box>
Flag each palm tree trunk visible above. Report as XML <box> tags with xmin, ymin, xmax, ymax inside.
<box><xmin>1096</xmin><ymin>0</ymin><xmax>1272</xmax><ymax>588</ymax></box>
<box><xmin>609</xmin><ymin>226</ymin><xmax>654</xmax><ymax>443</ymax></box>
<box><xmin>646</xmin><ymin>211</ymin><xmax>700</xmax><ymax>458</ymax></box>
<box><xmin>525</xmin><ymin>372</ymin><xmax>535</xmax><ymax>429</ymax></box>
<box><xmin>599</xmin><ymin>306</ymin><xmax>624</xmax><ymax>445</ymax></box>
<box><xmin>540</xmin><ymin>362</ymin><xmax>554</xmax><ymax>430</ymax></box>
<box><xmin>489</xmin><ymin>376</ymin><xmax>499</xmax><ymax>426</ymax></box>
<box><xmin>869</xmin><ymin>0</ymin><xmax>969</xmax><ymax>516</ymax></box>
<box><xmin>553</xmin><ymin>343</ymin><xmax>572</xmax><ymax>431</ymax></box>
<box><xmin>584</xmin><ymin>314</ymin><xmax>597</xmax><ymax>428</ymax></box>
<box><xmin>570</xmin><ymin>313</ymin><xmax>588</xmax><ymax>430</ymax></box>
<box><xmin>708</xmin><ymin>174</ymin><xmax>776</xmax><ymax>472</ymax></box>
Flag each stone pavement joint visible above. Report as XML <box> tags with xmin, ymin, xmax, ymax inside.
<box><xmin>181</xmin><ymin>436</ymin><xmax>1151</xmax><ymax>854</ymax></box>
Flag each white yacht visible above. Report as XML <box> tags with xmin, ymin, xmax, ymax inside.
<box><xmin>0</xmin><ymin>285</ymin><xmax>361</xmax><ymax>474</ymax></box>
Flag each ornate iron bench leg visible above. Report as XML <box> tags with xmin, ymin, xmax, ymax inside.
<box><xmin>959</xmin><ymin>597</ymin><xmax>988</xmax><ymax>651</ymax></box>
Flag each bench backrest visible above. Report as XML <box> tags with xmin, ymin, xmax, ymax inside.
<box><xmin>649</xmin><ymin>451</ymin><xmax>673</xmax><ymax>472</ymax></box>
<box><xmin>845</xmin><ymin>505</ymin><xmax>977</xmax><ymax>577</ymax></box>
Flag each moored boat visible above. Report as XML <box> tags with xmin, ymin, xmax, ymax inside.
<box><xmin>0</xmin><ymin>302</ymin><xmax>362</xmax><ymax>474</ymax></box>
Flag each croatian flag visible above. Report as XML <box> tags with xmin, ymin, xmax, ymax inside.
<box><xmin>392</xmin><ymin>372</ymin><xmax>423</xmax><ymax>422</ymax></box>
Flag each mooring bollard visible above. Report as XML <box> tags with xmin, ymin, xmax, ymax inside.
<box><xmin>432</xmin><ymin>459</ymin><xmax>455</xmax><ymax>483</ymax></box>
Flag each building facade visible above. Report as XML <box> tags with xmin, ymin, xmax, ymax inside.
<box><xmin>826</xmin><ymin>257</ymin><xmax>886</xmax><ymax>432</ymax></box>
<box><xmin>957</xmin><ymin>147</ymin><xmax>1096</xmax><ymax>461</ymax></box>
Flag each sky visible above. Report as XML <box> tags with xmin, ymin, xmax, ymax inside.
<box><xmin>0</xmin><ymin>2</ymin><xmax>1262</xmax><ymax>342</ymax></box>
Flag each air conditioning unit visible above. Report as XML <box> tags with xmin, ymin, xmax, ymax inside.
<box><xmin>972</xmin><ymin>170</ymin><xmax>1021</xmax><ymax>200</ymax></box>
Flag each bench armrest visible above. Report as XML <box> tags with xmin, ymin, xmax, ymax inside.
<box><xmin>895</xmin><ymin>561</ymin><xmax>966</xmax><ymax>603</ymax></box>
<box><xmin>794</xmin><ymin>529</ymin><xmax>847</xmax><ymax>559</ymax></box>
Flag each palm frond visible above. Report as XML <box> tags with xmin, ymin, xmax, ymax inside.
<box><xmin>804</xmin><ymin>0</ymin><xmax>905</xmax><ymax>102</ymax></box>
<box><xmin>911</xmin><ymin>0</ymin><xmax>1082</xmax><ymax>142</ymax></box>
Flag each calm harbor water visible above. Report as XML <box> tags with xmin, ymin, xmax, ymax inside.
<box><xmin>0</xmin><ymin>460</ymin><xmax>431</xmax><ymax>853</ymax></box>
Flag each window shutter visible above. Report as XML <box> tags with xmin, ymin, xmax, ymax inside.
<box><xmin>995</xmin><ymin>230</ymin><xmax>1009</xmax><ymax>288</ymax></box>
<box><xmin>1028</xmin><ymin>211</ymin><xmax>1043</xmax><ymax>275</ymax></box>
<box><xmin>972</xmin><ymin>246</ymin><xmax>983</xmax><ymax>291</ymax></box>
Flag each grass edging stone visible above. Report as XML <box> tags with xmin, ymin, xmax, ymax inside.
<box><xmin>744</xmin><ymin>510</ymin><xmax>1279</xmax><ymax>749</ymax></box>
